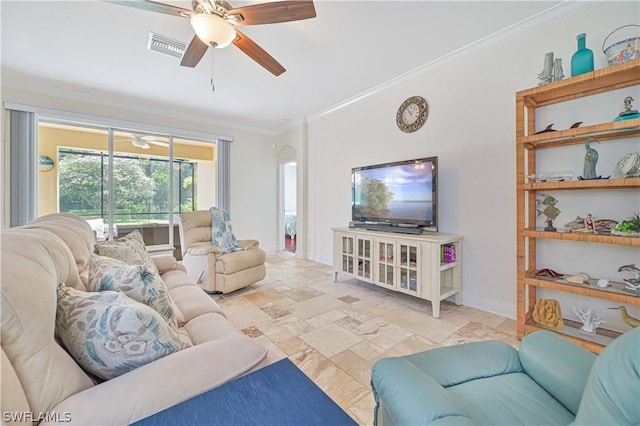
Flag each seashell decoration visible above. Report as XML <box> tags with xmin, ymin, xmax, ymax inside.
<box><xmin>616</xmin><ymin>152</ymin><xmax>640</xmax><ymax>178</ymax></box>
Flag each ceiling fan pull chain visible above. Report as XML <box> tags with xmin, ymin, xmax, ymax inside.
<box><xmin>210</xmin><ymin>46</ymin><xmax>215</xmax><ymax>92</ymax></box>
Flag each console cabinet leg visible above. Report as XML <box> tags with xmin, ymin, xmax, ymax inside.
<box><xmin>432</xmin><ymin>301</ymin><xmax>440</xmax><ymax>319</ymax></box>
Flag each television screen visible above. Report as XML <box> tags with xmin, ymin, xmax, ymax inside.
<box><xmin>352</xmin><ymin>157</ymin><xmax>437</xmax><ymax>231</ymax></box>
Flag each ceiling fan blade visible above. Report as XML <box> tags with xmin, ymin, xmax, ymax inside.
<box><xmin>148</xmin><ymin>140</ymin><xmax>169</xmax><ymax>147</ymax></box>
<box><xmin>233</xmin><ymin>30</ymin><xmax>286</xmax><ymax>76</ymax></box>
<box><xmin>180</xmin><ymin>35</ymin><xmax>209</xmax><ymax>67</ymax></box>
<box><xmin>227</xmin><ymin>1</ymin><xmax>316</xmax><ymax>25</ymax></box>
<box><xmin>103</xmin><ymin>0</ymin><xmax>192</xmax><ymax>17</ymax></box>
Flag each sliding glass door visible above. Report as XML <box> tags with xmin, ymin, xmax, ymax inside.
<box><xmin>37</xmin><ymin>121</ymin><xmax>216</xmax><ymax>252</ymax></box>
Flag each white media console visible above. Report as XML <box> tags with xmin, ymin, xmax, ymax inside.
<box><xmin>332</xmin><ymin>227</ymin><xmax>463</xmax><ymax>318</ymax></box>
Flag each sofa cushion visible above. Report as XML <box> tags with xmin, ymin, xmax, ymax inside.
<box><xmin>162</xmin><ymin>269</ymin><xmax>201</xmax><ymax>291</ymax></box>
<box><xmin>1</xmin><ymin>229</ymin><xmax>95</xmax><ymax>416</ymax></box>
<box><xmin>95</xmin><ymin>230</ymin><xmax>159</xmax><ymax>275</ymax></box>
<box><xmin>168</xmin><ymin>285</ymin><xmax>225</xmax><ymax>325</ymax></box>
<box><xmin>87</xmin><ymin>254</ymin><xmax>178</xmax><ymax>330</ymax></box>
<box><xmin>22</xmin><ymin>212</ymin><xmax>96</xmax><ymax>290</ymax></box>
<box><xmin>2</xmin><ymin>347</ymin><xmax>34</xmax><ymax>420</ymax></box>
<box><xmin>448</xmin><ymin>373</ymin><xmax>575</xmax><ymax>425</ymax></box>
<box><xmin>55</xmin><ymin>283</ymin><xmax>183</xmax><ymax>380</ymax></box>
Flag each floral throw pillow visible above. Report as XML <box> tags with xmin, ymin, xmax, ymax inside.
<box><xmin>55</xmin><ymin>283</ymin><xmax>182</xmax><ymax>380</ymax></box>
<box><xmin>95</xmin><ymin>230</ymin><xmax>159</xmax><ymax>275</ymax></box>
<box><xmin>87</xmin><ymin>254</ymin><xmax>178</xmax><ymax>330</ymax></box>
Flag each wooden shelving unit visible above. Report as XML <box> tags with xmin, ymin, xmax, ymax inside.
<box><xmin>516</xmin><ymin>59</ymin><xmax>640</xmax><ymax>354</ymax></box>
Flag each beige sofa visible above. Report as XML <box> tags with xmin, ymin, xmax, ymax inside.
<box><xmin>179</xmin><ymin>211</ymin><xmax>266</xmax><ymax>293</ymax></box>
<box><xmin>1</xmin><ymin>213</ymin><xmax>267</xmax><ymax>425</ymax></box>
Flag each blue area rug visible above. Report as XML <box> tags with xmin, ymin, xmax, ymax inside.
<box><xmin>133</xmin><ymin>358</ymin><xmax>359</xmax><ymax>425</ymax></box>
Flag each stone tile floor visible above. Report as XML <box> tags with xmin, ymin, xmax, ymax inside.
<box><xmin>212</xmin><ymin>251</ymin><xmax>518</xmax><ymax>425</ymax></box>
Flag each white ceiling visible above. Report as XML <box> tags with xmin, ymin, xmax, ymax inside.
<box><xmin>2</xmin><ymin>1</ymin><xmax>569</xmax><ymax>134</ymax></box>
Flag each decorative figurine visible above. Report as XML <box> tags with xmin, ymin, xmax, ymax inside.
<box><xmin>614</xmin><ymin>96</ymin><xmax>640</xmax><ymax>121</ymax></box>
<box><xmin>534</xmin><ymin>124</ymin><xmax>556</xmax><ymax>134</ymax></box>
<box><xmin>545</xmin><ymin>219</ymin><xmax>556</xmax><ymax>232</ymax></box>
<box><xmin>569</xmin><ymin>121</ymin><xmax>583</xmax><ymax>129</ymax></box>
<box><xmin>609</xmin><ymin>306</ymin><xmax>640</xmax><ymax>328</ymax></box>
<box><xmin>573</xmin><ymin>213</ymin><xmax>596</xmax><ymax>233</ymax></box>
<box><xmin>565</xmin><ymin>215</ymin><xmax>586</xmax><ymax>230</ymax></box>
<box><xmin>538</xmin><ymin>52</ymin><xmax>554</xmax><ymax>85</ymax></box>
<box><xmin>533</xmin><ymin>170</ymin><xmax>573</xmax><ymax>182</ymax></box>
<box><xmin>536</xmin><ymin>194</ymin><xmax>560</xmax><ymax>231</ymax></box>
<box><xmin>581</xmin><ymin>137</ymin><xmax>599</xmax><ymax>179</ymax></box>
<box><xmin>585</xmin><ymin>213</ymin><xmax>595</xmax><ymax>231</ymax></box>
<box><xmin>618</xmin><ymin>264</ymin><xmax>640</xmax><ymax>291</ymax></box>
<box><xmin>553</xmin><ymin>58</ymin><xmax>564</xmax><ymax>82</ymax></box>
<box><xmin>579</xmin><ymin>137</ymin><xmax>609</xmax><ymax>180</ymax></box>
<box><xmin>573</xmin><ymin>306</ymin><xmax>605</xmax><ymax>335</ymax></box>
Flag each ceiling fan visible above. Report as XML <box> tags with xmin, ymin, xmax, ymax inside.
<box><xmin>116</xmin><ymin>134</ymin><xmax>169</xmax><ymax>150</ymax></box>
<box><xmin>106</xmin><ymin>0</ymin><xmax>316</xmax><ymax>76</ymax></box>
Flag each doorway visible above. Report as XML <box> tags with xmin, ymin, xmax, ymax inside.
<box><xmin>283</xmin><ymin>162</ymin><xmax>297</xmax><ymax>253</ymax></box>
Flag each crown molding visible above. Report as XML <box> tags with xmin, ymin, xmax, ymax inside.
<box><xmin>306</xmin><ymin>1</ymin><xmax>603</xmax><ymax>124</ymax></box>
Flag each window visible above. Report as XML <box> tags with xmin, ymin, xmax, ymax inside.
<box><xmin>58</xmin><ymin>148</ymin><xmax>197</xmax><ymax>222</ymax></box>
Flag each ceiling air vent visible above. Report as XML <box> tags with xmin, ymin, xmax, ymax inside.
<box><xmin>147</xmin><ymin>32</ymin><xmax>186</xmax><ymax>59</ymax></box>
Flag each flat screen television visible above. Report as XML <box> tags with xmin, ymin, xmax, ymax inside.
<box><xmin>352</xmin><ymin>156</ymin><xmax>437</xmax><ymax>233</ymax></box>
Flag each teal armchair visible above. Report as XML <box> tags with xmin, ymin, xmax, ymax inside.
<box><xmin>371</xmin><ymin>329</ymin><xmax>639</xmax><ymax>425</ymax></box>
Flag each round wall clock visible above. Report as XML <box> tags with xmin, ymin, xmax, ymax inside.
<box><xmin>396</xmin><ymin>96</ymin><xmax>429</xmax><ymax>133</ymax></box>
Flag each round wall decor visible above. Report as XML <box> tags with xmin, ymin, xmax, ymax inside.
<box><xmin>39</xmin><ymin>155</ymin><xmax>54</xmax><ymax>172</ymax></box>
<box><xmin>396</xmin><ymin>96</ymin><xmax>429</xmax><ymax>133</ymax></box>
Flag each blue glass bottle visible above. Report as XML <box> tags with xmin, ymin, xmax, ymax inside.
<box><xmin>571</xmin><ymin>33</ymin><xmax>594</xmax><ymax>76</ymax></box>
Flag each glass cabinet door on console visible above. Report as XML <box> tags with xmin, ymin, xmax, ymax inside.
<box><xmin>375</xmin><ymin>239</ymin><xmax>396</xmax><ymax>289</ymax></box>
<box><xmin>340</xmin><ymin>234</ymin><xmax>354</xmax><ymax>274</ymax></box>
<box><xmin>355</xmin><ymin>237</ymin><xmax>373</xmax><ymax>282</ymax></box>
<box><xmin>398</xmin><ymin>242</ymin><xmax>420</xmax><ymax>295</ymax></box>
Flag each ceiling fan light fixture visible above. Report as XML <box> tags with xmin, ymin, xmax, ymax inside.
<box><xmin>131</xmin><ymin>139</ymin><xmax>150</xmax><ymax>149</ymax></box>
<box><xmin>190</xmin><ymin>13</ymin><xmax>236</xmax><ymax>48</ymax></box>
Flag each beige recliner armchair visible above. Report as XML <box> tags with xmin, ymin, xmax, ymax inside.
<box><xmin>178</xmin><ymin>210</ymin><xmax>266</xmax><ymax>293</ymax></box>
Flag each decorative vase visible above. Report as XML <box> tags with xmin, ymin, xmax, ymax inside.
<box><xmin>571</xmin><ymin>33</ymin><xmax>594</xmax><ymax>76</ymax></box>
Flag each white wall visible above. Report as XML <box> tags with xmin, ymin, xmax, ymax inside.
<box><xmin>0</xmin><ymin>86</ymin><xmax>279</xmax><ymax>249</ymax></box>
<box><xmin>229</xmin><ymin>130</ymin><xmax>278</xmax><ymax>251</ymax></box>
<box><xmin>301</xmin><ymin>1</ymin><xmax>640</xmax><ymax>321</ymax></box>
